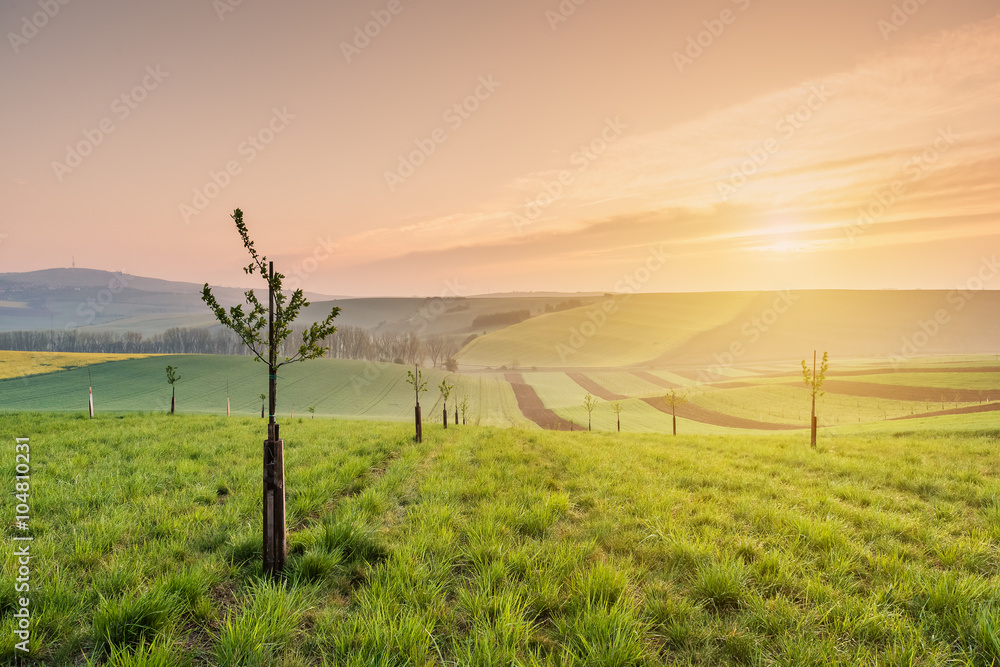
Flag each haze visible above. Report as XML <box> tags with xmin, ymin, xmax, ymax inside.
<box><xmin>1</xmin><ymin>0</ymin><xmax>998</xmax><ymax>296</ymax></box>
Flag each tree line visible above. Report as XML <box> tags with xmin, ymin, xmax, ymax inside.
<box><xmin>0</xmin><ymin>325</ymin><xmax>460</xmax><ymax>367</ymax></box>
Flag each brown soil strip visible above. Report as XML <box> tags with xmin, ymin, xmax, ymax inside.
<box><xmin>888</xmin><ymin>401</ymin><xmax>1000</xmax><ymax>421</ymax></box>
<box><xmin>640</xmin><ymin>397</ymin><xmax>800</xmax><ymax>431</ymax></box>
<box><xmin>505</xmin><ymin>373</ymin><xmax>579</xmax><ymax>431</ymax></box>
<box><xmin>796</xmin><ymin>380</ymin><xmax>999</xmax><ymax>403</ymax></box>
<box><xmin>567</xmin><ymin>372</ymin><xmax>627</xmax><ymax>401</ymax></box>
<box><xmin>631</xmin><ymin>371</ymin><xmax>682</xmax><ymax>389</ymax></box>
<box><xmin>759</xmin><ymin>366</ymin><xmax>1000</xmax><ymax>379</ymax></box>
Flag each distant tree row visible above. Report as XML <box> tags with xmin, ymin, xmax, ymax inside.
<box><xmin>0</xmin><ymin>325</ymin><xmax>459</xmax><ymax>367</ymax></box>
<box><xmin>0</xmin><ymin>328</ymin><xmax>244</xmax><ymax>355</ymax></box>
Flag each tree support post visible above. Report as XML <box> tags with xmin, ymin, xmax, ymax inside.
<box><xmin>810</xmin><ymin>350</ymin><xmax>817</xmax><ymax>448</ymax></box>
<box><xmin>263</xmin><ymin>422</ymin><xmax>286</xmax><ymax>576</ymax></box>
<box><xmin>415</xmin><ymin>404</ymin><xmax>422</xmax><ymax>443</ymax></box>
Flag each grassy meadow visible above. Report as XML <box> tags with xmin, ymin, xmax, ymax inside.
<box><xmin>2</xmin><ymin>412</ymin><xmax>999</xmax><ymax>665</ymax></box>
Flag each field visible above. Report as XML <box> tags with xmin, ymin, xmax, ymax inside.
<box><xmin>0</xmin><ymin>351</ymin><xmax>153</xmax><ymax>380</ymax></box>
<box><xmin>0</xmin><ymin>356</ymin><xmax>533</xmax><ymax>430</ymax></box>
<box><xmin>455</xmin><ymin>291</ymin><xmax>1000</xmax><ymax>370</ymax></box>
<box><xmin>3</xmin><ymin>354</ymin><xmax>1000</xmax><ymax>436</ymax></box>
<box><xmin>2</xmin><ymin>413</ymin><xmax>999</xmax><ymax>665</ymax></box>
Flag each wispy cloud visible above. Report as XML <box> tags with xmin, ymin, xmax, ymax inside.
<box><xmin>320</xmin><ymin>15</ymin><xmax>1000</xmax><ymax>285</ymax></box>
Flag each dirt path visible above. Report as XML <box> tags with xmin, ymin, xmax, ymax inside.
<box><xmin>504</xmin><ymin>373</ymin><xmax>579</xmax><ymax>431</ymax></box>
<box><xmin>567</xmin><ymin>373</ymin><xmax>627</xmax><ymax>400</ymax></box>
<box><xmin>640</xmin><ymin>397</ymin><xmax>800</xmax><ymax>431</ymax></box>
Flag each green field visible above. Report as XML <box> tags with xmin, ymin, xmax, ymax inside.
<box><xmin>2</xmin><ymin>413</ymin><xmax>999</xmax><ymax>665</ymax></box>
<box><xmin>3</xmin><ymin>354</ymin><xmax>1000</xmax><ymax>436</ymax></box>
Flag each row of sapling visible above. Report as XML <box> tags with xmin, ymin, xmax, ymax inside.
<box><xmin>581</xmin><ymin>389</ymin><xmax>688</xmax><ymax>434</ymax></box>
<box><xmin>577</xmin><ymin>353</ymin><xmax>828</xmax><ymax>444</ymax></box>
<box><xmin>201</xmin><ymin>208</ymin><xmax>341</xmax><ymax>577</ymax></box>
<box><xmin>404</xmin><ymin>367</ymin><xmax>472</xmax><ymax>441</ymax></box>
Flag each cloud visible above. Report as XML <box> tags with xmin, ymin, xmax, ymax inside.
<box><xmin>322</xmin><ymin>15</ymin><xmax>1000</xmax><ymax>282</ymax></box>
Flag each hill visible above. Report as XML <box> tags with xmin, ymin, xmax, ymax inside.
<box><xmin>457</xmin><ymin>290</ymin><xmax>1000</xmax><ymax>369</ymax></box>
<box><xmin>0</xmin><ymin>268</ymin><xmax>603</xmax><ymax>338</ymax></box>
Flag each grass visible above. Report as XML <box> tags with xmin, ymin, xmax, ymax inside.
<box><xmin>2</xmin><ymin>353</ymin><xmax>997</xmax><ymax>434</ymax></box>
<box><xmin>2</xmin><ymin>412</ymin><xmax>999</xmax><ymax>664</ymax></box>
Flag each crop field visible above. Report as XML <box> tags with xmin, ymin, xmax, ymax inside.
<box><xmin>0</xmin><ymin>351</ymin><xmax>153</xmax><ymax>380</ymax></box>
<box><xmin>2</xmin><ymin>413</ymin><xmax>999</xmax><ymax>665</ymax></box>
<box><xmin>2</xmin><ymin>353</ymin><xmax>999</xmax><ymax>435</ymax></box>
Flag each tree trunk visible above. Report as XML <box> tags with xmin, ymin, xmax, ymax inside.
<box><xmin>810</xmin><ymin>395</ymin><xmax>817</xmax><ymax>447</ymax></box>
<box><xmin>263</xmin><ymin>261</ymin><xmax>286</xmax><ymax>576</ymax></box>
<box><xmin>617</xmin><ymin>415</ymin><xmax>620</xmax><ymax>432</ymax></box>
<box><xmin>455</xmin><ymin>408</ymin><xmax>458</xmax><ymax>425</ymax></box>
<box><xmin>415</xmin><ymin>403</ymin><xmax>422</xmax><ymax>443</ymax></box>
<box><xmin>810</xmin><ymin>351</ymin><xmax>817</xmax><ymax>447</ymax></box>
<box><xmin>170</xmin><ymin>386</ymin><xmax>175</xmax><ymax>415</ymax></box>
<box><xmin>672</xmin><ymin>411</ymin><xmax>677</xmax><ymax>436</ymax></box>
<box><xmin>443</xmin><ymin>405</ymin><xmax>448</xmax><ymax>429</ymax></box>
<box><xmin>263</xmin><ymin>422</ymin><xmax>286</xmax><ymax>577</ymax></box>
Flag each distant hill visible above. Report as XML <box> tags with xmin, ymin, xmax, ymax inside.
<box><xmin>0</xmin><ymin>268</ymin><xmax>344</xmax><ymax>334</ymax></box>
<box><xmin>0</xmin><ymin>269</ymin><xmax>603</xmax><ymax>337</ymax></box>
<box><xmin>456</xmin><ymin>290</ymin><xmax>1000</xmax><ymax>369</ymax></box>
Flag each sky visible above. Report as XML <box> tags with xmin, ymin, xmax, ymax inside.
<box><xmin>1</xmin><ymin>0</ymin><xmax>998</xmax><ymax>297</ymax></box>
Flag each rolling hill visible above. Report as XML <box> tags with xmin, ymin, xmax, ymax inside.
<box><xmin>456</xmin><ymin>290</ymin><xmax>1000</xmax><ymax>369</ymax></box>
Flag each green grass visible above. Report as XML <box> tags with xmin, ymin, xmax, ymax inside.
<box><xmin>2</xmin><ymin>413</ymin><xmax>999</xmax><ymax>664</ymax></box>
<box><xmin>0</xmin><ymin>356</ymin><xmax>531</xmax><ymax>428</ymax></box>
<box><xmin>3</xmin><ymin>354</ymin><xmax>997</xmax><ymax>435</ymax></box>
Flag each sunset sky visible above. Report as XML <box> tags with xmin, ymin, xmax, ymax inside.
<box><xmin>1</xmin><ymin>0</ymin><xmax>998</xmax><ymax>296</ymax></box>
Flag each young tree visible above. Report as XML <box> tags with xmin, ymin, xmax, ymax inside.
<box><xmin>165</xmin><ymin>365</ymin><xmax>180</xmax><ymax>415</ymax></box>
<box><xmin>663</xmin><ymin>389</ymin><xmax>688</xmax><ymax>436</ymax></box>
<box><xmin>260</xmin><ymin>392</ymin><xmax>267</xmax><ymax>419</ymax></box>
<box><xmin>610</xmin><ymin>400</ymin><xmax>624</xmax><ymax>432</ymax></box>
<box><xmin>406</xmin><ymin>365</ymin><xmax>427</xmax><ymax>442</ymax></box>
<box><xmin>583</xmin><ymin>392</ymin><xmax>599</xmax><ymax>431</ymax></box>
<box><xmin>308</xmin><ymin>406</ymin><xmax>315</xmax><ymax>419</ymax></box>
<box><xmin>802</xmin><ymin>350</ymin><xmax>829</xmax><ymax>447</ymax></box>
<box><xmin>459</xmin><ymin>396</ymin><xmax>470</xmax><ymax>425</ymax></box>
<box><xmin>201</xmin><ymin>208</ymin><xmax>341</xmax><ymax>577</ymax></box>
<box><xmin>438</xmin><ymin>379</ymin><xmax>454</xmax><ymax>429</ymax></box>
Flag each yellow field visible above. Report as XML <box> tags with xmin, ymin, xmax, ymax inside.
<box><xmin>0</xmin><ymin>350</ymin><xmax>154</xmax><ymax>379</ymax></box>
